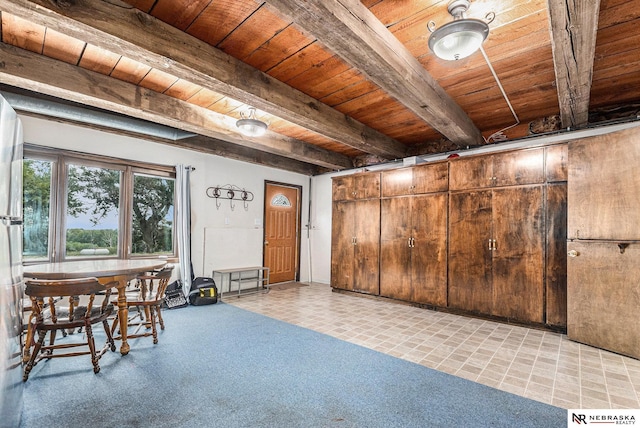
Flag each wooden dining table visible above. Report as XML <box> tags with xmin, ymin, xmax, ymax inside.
<box><xmin>24</xmin><ymin>259</ymin><xmax>167</xmax><ymax>356</ymax></box>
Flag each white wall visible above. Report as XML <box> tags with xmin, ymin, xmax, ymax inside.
<box><xmin>20</xmin><ymin>115</ymin><xmax>312</xmax><ymax>282</ymax></box>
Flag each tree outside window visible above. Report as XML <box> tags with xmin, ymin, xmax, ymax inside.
<box><xmin>131</xmin><ymin>174</ymin><xmax>174</xmax><ymax>255</ymax></box>
<box><xmin>23</xmin><ymin>149</ymin><xmax>176</xmax><ymax>261</ymax></box>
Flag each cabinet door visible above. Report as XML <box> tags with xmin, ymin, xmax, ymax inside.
<box><xmin>332</xmin><ymin>176</ymin><xmax>353</xmax><ymax>201</ymax></box>
<box><xmin>353</xmin><ymin>173</ymin><xmax>381</xmax><ymax>200</ymax></box>
<box><xmin>567</xmin><ymin>241</ymin><xmax>640</xmax><ymax>359</ymax></box>
<box><xmin>492</xmin><ymin>148</ymin><xmax>545</xmax><ymax>187</ymax></box>
<box><xmin>546</xmin><ymin>144</ymin><xmax>568</xmax><ymax>182</ymax></box>
<box><xmin>448</xmin><ymin>190</ymin><xmax>493</xmax><ymax>314</ymax></box>
<box><xmin>568</xmin><ymin>128</ymin><xmax>640</xmax><ymax>240</ymax></box>
<box><xmin>491</xmin><ymin>186</ymin><xmax>544</xmax><ymax>323</ymax></box>
<box><xmin>412</xmin><ymin>193</ymin><xmax>447</xmax><ymax>306</ymax></box>
<box><xmin>381</xmin><ymin>168</ymin><xmax>413</xmax><ymax>197</ymax></box>
<box><xmin>331</xmin><ymin>201</ymin><xmax>354</xmax><ymax>290</ymax></box>
<box><xmin>353</xmin><ymin>199</ymin><xmax>380</xmax><ymax>295</ymax></box>
<box><xmin>449</xmin><ymin>156</ymin><xmax>493</xmax><ymax>190</ymax></box>
<box><xmin>380</xmin><ymin>197</ymin><xmax>412</xmax><ymax>300</ymax></box>
<box><xmin>412</xmin><ymin>162</ymin><xmax>449</xmax><ymax>194</ymax></box>
<box><xmin>546</xmin><ymin>183</ymin><xmax>567</xmax><ymax>327</ymax></box>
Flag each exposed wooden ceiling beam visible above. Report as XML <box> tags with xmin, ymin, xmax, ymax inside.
<box><xmin>547</xmin><ymin>0</ymin><xmax>601</xmax><ymax>128</ymax></box>
<box><xmin>0</xmin><ymin>0</ymin><xmax>407</xmax><ymax>159</ymax></box>
<box><xmin>261</xmin><ymin>0</ymin><xmax>483</xmax><ymax>147</ymax></box>
<box><xmin>0</xmin><ymin>42</ymin><xmax>351</xmax><ymax>172</ymax></box>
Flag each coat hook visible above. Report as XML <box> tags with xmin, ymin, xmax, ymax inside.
<box><xmin>206</xmin><ymin>184</ymin><xmax>254</xmax><ymax>211</ymax></box>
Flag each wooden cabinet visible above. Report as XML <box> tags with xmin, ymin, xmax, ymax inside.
<box><xmin>566</xmin><ymin>126</ymin><xmax>640</xmax><ymax>358</ymax></box>
<box><xmin>448</xmin><ymin>186</ymin><xmax>545</xmax><ymax>323</ymax></box>
<box><xmin>330</xmin><ymin>199</ymin><xmax>380</xmax><ymax>295</ymax></box>
<box><xmin>449</xmin><ymin>148</ymin><xmax>545</xmax><ymax>190</ymax></box>
<box><xmin>330</xmin><ymin>143</ymin><xmax>567</xmax><ymax>329</ymax></box>
<box><xmin>380</xmin><ymin>193</ymin><xmax>447</xmax><ymax>306</ymax></box>
<box><xmin>567</xmin><ymin>241</ymin><xmax>640</xmax><ymax>359</ymax></box>
<box><xmin>568</xmin><ymin>128</ymin><xmax>640</xmax><ymax>240</ymax></box>
<box><xmin>332</xmin><ymin>172</ymin><xmax>380</xmax><ymax>201</ymax></box>
<box><xmin>381</xmin><ymin>162</ymin><xmax>448</xmax><ymax>197</ymax></box>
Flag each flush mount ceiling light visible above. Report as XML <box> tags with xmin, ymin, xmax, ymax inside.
<box><xmin>236</xmin><ymin>107</ymin><xmax>267</xmax><ymax>137</ymax></box>
<box><xmin>428</xmin><ymin>0</ymin><xmax>494</xmax><ymax>61</ymax></box>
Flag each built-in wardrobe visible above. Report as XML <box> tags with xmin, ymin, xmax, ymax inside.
<box><xmin>330</xmin><ymin>143</ymin><xmax>568</xmax><ymax>329</ymax></box>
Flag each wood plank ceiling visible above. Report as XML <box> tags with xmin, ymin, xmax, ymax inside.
<box><xmin>0</xmin><ymin>0</ymin><xmax>639</xmax><ymax>175</ymax></box>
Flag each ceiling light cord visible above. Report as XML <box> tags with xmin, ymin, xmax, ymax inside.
<box><xmin>480</xmin><ymin>46</ymin><xmax>520</xmax><ymax>143</ymax></box>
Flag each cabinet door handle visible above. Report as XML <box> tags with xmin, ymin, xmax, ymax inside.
<box><xmin>488</xmin><ymin>238</ymin><xmax>493</xmax><ymax>250</ymax></box>
<box><xmin>353</xmin><ymin>237</ymin><xmax>357</xmax><ymax>245</ymax></box>
<box><xmin>492</xmin><ymin>239</ymin><xmax>497</xmax><ymax>250</ymax></box>
<box><xmin>567</xmin><ymin>249</ymin><xmax>579</xmax><ymax>257</ymax></box>
<box><xmin>412</xmin><ymin>237</ymin><xmax>415</xmax><ymax>247</ymax></box>
<box><xmin>408</xmin><ymin>238</ymin><xmax>412</xmax><ymax>248</ymax></box>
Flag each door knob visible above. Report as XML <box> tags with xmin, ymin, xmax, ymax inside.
<box><xmin>264</xmin><ymin>240</ymin><xmax>269</xmax><ymax>246</ymax></box>
<box><xmin>567</xmin><ymin>249</ymin><xmax>579</xmax><ymax>257</ymax></box>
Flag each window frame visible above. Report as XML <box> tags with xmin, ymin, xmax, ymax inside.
<box><xmin>23</xmin><ymin>144</ymin><xmax>177</xmax><ymax>263</ymax></box>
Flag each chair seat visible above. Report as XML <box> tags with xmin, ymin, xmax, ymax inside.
<box><xmin>35</xmin><ymin>304</ymin><xmax>114</xmax><ymax>330</ymax></box>
<box><xmin>23</xmin><ymin>277</ymin><xmax>117</xmax><ymax>381</ymax></box>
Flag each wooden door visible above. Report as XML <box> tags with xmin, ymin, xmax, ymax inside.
<box><xmin>491</xmin><ymin>186</ymin><xmax>544</xmax><ymax>323</ymax></box>
<box><xmin>331</xmin><ymin>201</ymin><xmax>354</xmax><ymax>290</ymax></box>
<box><xmin>264</xmin><ymin>183</ymin><xmax>300</xmax><ymax>284</ymax></box>
<box><xmin>567</xmin><ymin>241</ymin><xmax>640</xmax><ymax>359</ymax></box>
<box><xmin>412</xmin><ymin>193</ymin><xmax>447</xmax><ymax>306</ymax></box>
<box><xmin>352</xmin><ymin>199</ymin><xmax>380</xmax><ymax>295</ymax></box>
<box><xmin>380</xmin><ymin>197</ymin><xmax>412</xmax><ymax>300</ymax></box>
<box><xmin>448</xmin><ymin>190</ymin><xmax>493</xmax><ymax>314</ymax></box>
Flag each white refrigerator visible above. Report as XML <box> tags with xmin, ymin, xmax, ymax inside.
<box><xmin>0</xmin><ymin>94</ymin><xmax>24</xmax><ymax>427</ymax></box>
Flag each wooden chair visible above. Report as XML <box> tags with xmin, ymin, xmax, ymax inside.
<box><xmin>23</xmin><ymin>277</ymin><xmax>117</xmax><ymax>381</ymax></box>
<box><xmin>111</xmin><ymin>265</ymin><xmax>174</xmax><ymax>345</ymax></box>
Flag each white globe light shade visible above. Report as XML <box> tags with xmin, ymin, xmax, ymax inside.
<box><xmin>236</xmin><ymin>116</ymin><xmax>268</xmax><ymax>137</ymax></box>
<box><xmin>428</xmin><ymin>19</ymin><xmax>489</xmax><ymax>61</ymax></box>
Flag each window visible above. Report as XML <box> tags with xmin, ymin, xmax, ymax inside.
<box><xmin>271</xmin><ymin>194</ymin><xmax>291</xmax><ymax>207</ymax></box>
<box><xmin>23</xmin><ymin>146</ymin><xmax>176</xmax><ymax>262</ymax></box>
<box><xmin>22</xmin><ymin>158</ymin><xmax>52</xmax><ymax>261</ymax></box>
<box><xmin>131</xmin><ymin>173</ymin><xmax>174</xmax><ymax>255</ymax></box>
<box><xmin>66</xmin><ymin>164</ymin><xmax>122</xmax><ymax>258</ymax></box>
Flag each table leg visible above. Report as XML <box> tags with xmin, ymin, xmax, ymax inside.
<box><xmin>115</xmin><ymin>276</ymin><xmax>130</xmax><ymax>355</ymax></box>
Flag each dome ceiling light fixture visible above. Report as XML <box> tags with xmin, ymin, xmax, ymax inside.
<box><xmin>428</xmin><ymin>0</ymin><xmax>495</xmax><ymax>61</ymax></box>
<box><xmin>236</xmin><ymin>107</ymin><xmax>268</xmax><ymax>137</ymax></box>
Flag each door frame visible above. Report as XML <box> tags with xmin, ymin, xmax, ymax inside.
<box><xmin>263</xmin><ymin>181</ymin><xmax>303</xmax><ymax>282</ymax></box>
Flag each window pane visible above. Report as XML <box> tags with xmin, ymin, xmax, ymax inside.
<box><xmin>22</xmin><ymin>159</ymin><xmax>51</xmax><ymax>260</ymax></box>
<box><xmin>66</xmin><ymin>164</ymin><xmax>121</xmax><ymax>258</ymax></box>
<box><xmin>131</xmin><ymin>174</ymin><xmax>174</xmax><ymax>255</ymax></box>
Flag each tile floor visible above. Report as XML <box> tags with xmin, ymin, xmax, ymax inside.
<box><xmin>225</xmin><ymin>282</ymin><xmax>640</xmax><ymax>410</ymax></box>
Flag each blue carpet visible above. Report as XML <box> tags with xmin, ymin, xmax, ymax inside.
<box><xmin>21</xmin><ymin>303</ymin><xmax>566</xmax><ymax>427</ymax></box>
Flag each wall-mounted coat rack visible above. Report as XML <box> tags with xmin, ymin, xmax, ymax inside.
<box><xmin>206</xmin><ymin>184</ymin><xmax>254</xmax><ymax>211</ymax></box>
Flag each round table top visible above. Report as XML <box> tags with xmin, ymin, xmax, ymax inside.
<box><xmin>24</xmin><ymin>259</ymin><xmax>167</xmax><ymax>280</ymax></box>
